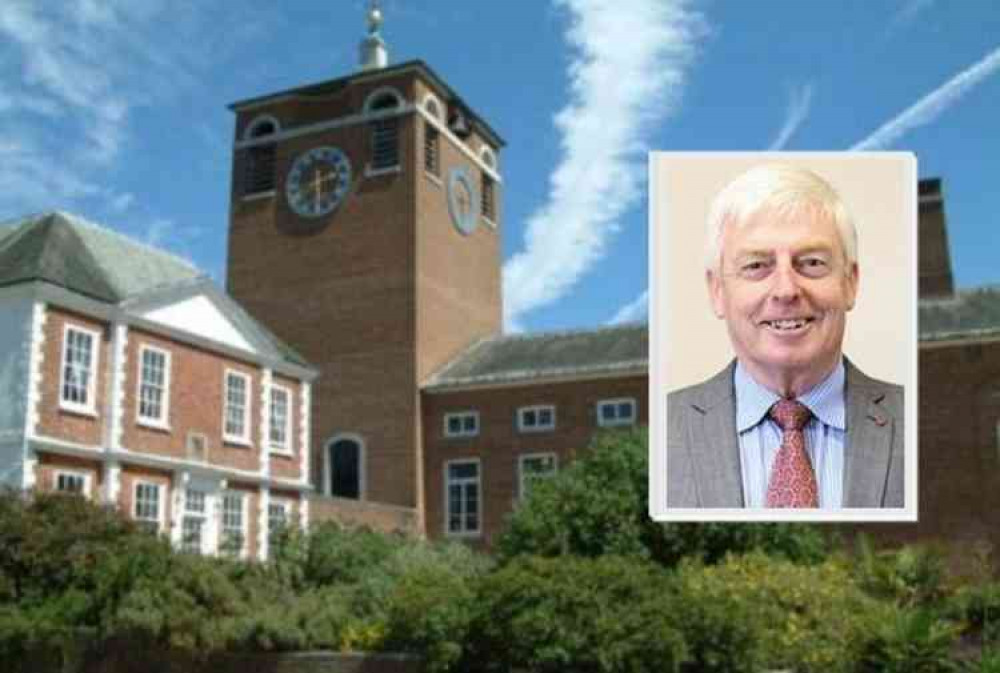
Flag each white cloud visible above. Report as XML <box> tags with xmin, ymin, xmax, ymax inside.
<box><xmin>768</xmin><ymin>83</ymin><xmax>814</xmax><ymax>151</ymax></box>
<box><xmin>889</xmin><ymin>0</ymin><xmax>935</xmax><ymax>33</ymax></box>
<box><xmin>606</xmin><ymin>44</ymin><xmax>1000</xmax><ymax>329</ymax></box>
<box><xmin>108</xmin><ymin>191</ymin><xmax>135</xmax><ymax>213</ymax></box>
<box><xmin>143</xmin><ymin>217</ymin><xmax>172</xmax><ymax>247</ymax></box>
<box><xmin>0</xmin><ymin>1</ymin><xmax>270</xmax><ymax>220</ymax></box>
<box><xmin>502</xmin><ymin>0</ymin><xmax>704</xmax><ymax>329</ymax></box>
<box><xmin>607</xmin><ymin>289</ymin><xmax>648</xmax><ymax>325</ymax></box>
<box><xmin>851</xmin><ymin>45</ymin><xmax>1000</xmax><ymax>150</ymax></box>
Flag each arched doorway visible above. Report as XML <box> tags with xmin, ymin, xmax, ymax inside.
<box><xmin>325</xmin><ymin>435</ymin><xmax>364</xmax><ymax>499</ymax></box>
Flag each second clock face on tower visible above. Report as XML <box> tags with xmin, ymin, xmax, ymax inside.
<box><xmin>286</xmin><ymin>146</ymin><xmax>352</xmax><ymax>219</ymax></box>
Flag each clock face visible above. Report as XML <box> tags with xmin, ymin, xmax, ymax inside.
<box><xmin>286</xmin><ymin>146</ymin><xmax>352</xmax><ymax>218</ymax></box>
<box><xmin>447</xmin><ymin>167</ymin><xmax>479</xmax><ymax>235</ymax></box>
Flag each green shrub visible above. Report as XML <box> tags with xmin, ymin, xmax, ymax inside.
<box><xmin>972</xmin><ymin>649</ymin><xmax>1000</xmax><ymax>673</ymax></box>
<box><xmin>464</xmin><ymin>555</ymin><xmax>686</xmax><ymax>673</ymax></box>
<box><xmin>947</xmin><ymin>581</ymin><xmax>1000</xmax><ymax>645</ymax></box>
<box><xmin>854</xmin><ymin>535</ymin><xmax>951</xmax><ymax>608</ymax></box>
<box><xmin>672</xmin><ymin>552</ymin><xmax>889</xmax><ymax>673</ymax></box>
<box><xmin>857</xmin><ymin>608</ymin><xmax>963</xmax><ymax>673</ymax></box>
<box><xmin>497</xmin><ymin>429</ymin><xmax>827</xmax><ymax>567</ymax></box>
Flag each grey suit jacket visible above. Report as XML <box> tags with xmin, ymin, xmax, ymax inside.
<box><xmin>666</xmin><ymin>359</ymin><xmax>904</xmax><ymax>508</ymax></box>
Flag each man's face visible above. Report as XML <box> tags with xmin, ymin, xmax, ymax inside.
<box><xmin>708</xmin><ymin>206</ymin><xmax>859</xmax><ymax>395</ymax></box>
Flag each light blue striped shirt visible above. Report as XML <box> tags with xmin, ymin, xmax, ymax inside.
<box><xmin>735</xmin><ymin>360</ymin><xmax>846</xmax><ymax>508</ymax></box>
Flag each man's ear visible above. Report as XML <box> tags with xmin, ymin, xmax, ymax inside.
<box><xmin>845</xmin><ymin>262</ymin><xmax>859</xmax><ymax>311</ymax></box>
<box><xmin>707</xmin><ymin>269</ymin><xmax>726</xmax><ymax>319</ymax></box>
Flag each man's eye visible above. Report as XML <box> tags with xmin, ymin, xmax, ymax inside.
<box><xmin>738</xmin><ymin>261</ymin><xmax>770</xmax><ymax>279</ymax></box>
<box><xmin>798</xmin><ymin>257</ymin><xmax>830</xmax><ymax>277</ymax></box>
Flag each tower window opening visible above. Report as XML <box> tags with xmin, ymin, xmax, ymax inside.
<box><xmin>370</xmin><ymin>92</ymin><xmax>400</xmax><ymax>111</ymax></box>
<box><xmin>242</xmin><ymin>118</ymin><xmax>279</xmax><ymax>196</ymax></box>
<box><xmin>424</xmin><ymin>122</ymin><xmax>440</xmax><ymax>176</ymax></box>
<box><xmin>371</xmin><ymin>118</ymin><xmax>399</xmax><ymax>171</ymax></box>
<box><xmin>481</xmin><ymin>173</ymin><xmax>495</xmax><ymax>222</ymax></box>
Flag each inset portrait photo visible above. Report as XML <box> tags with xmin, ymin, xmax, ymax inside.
<box><xmin>649</xmin><ymin>153</ymin><xmax>917</xmax><ymax>522</ymax></box>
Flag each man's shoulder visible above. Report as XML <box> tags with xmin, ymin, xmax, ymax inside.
<box><xmin>667</xmin><ymin>362</ymin><xmax>736</xmax><ymax>413</ymax></box>
<box><xmin>845</xmin><ymin>359</ymin><xmax>904</xmax><ymax>407</ymax></box>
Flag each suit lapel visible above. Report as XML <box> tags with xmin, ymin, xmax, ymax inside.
<box><xmin>688</xmin><ymin>362</ymin><xmax>744</xmax><ymax>507</ymax></box>
<box><xmin>843</xmin><ymin>361</ymin><xmax>894</xmax><ymax>508</ymax></box>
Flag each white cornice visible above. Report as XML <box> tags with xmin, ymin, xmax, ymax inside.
<box><xmin>232</xmin><ymin>104</ymin><xmax>502</xmax><ymax>184</ymax></box>
<box><xmin>422</xmin><ymin>364</ymin><xmax>648</xmax><ymax>394</ymax></box>
<box><xmin>234</xmin><ymin>105</ymin><xmax>414</xmax><ymax>150</ymax></box>
<box><xmin>417</xmin><ymin>105</ymin><xmax>502</xmax><ymax>183</ymax></box>
<box><xmin>28</xmin><ymin>435</ymin><xmax>313</xmax><ymax>492</ymax></box>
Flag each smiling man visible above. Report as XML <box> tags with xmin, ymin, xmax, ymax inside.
<box><xmin>666</xmin><ymin>163</ymin><xmax>904</xmax><ymax>509</ymax></box>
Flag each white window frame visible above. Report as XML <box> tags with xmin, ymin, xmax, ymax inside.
<box><xmin>223</xmin><ymin>369</ymin><xmax>252</xmax><ymax>446</ymax></box>
<box><xmin>443</xmin><ymin>411</ymin><xmax>479</xmax><ymax>438</ymax></box>
<box><xmin>59</xmin><ymin>324</ymin><xmax>100</xmax><ymax>415</ymax></box>
<box><xmin>362</xmin><ymin>86</ymin><xmax>404</xmax><ymax>114</ymax></box>
<box><xmin>268</xmin><ymin>499</ymin><xmax>292</xmax><ymax>546</ymax></box>
<box><xmin>518</xmin><ymin>452</ymin><xmax>558</xmax><ymax>500</ymax></box>
<box><xmin>421</xmin><ymin>93</ymin><xmax>444</xmax><ymax>121</ymax></box>
<box><xmin>517</xmin><ymin>405</ymin><xmax>556</xmax><ymax>433</ymax></box>
<box><xmin>269</xmin><ymin>384</ymin><xmax>293</xmax><ymax>454</ymax></box>
<box><xmin>220</xmin><ymin>491</ymin><xmax>249</xmax><ymax>558</ymax></box>
<box><xmin>136</xmin><ymin>345</ymin><xmax>171</xmax><ymax>429</ymax></box>
<box><xmin>181</xmin><ymin>488</ymin><xmax>208</xmax><ymax>554</ymax></box>
<box><xmin>444</xmin><ymin>458</ymin><xmax>482</xmax><ymax>538</ymax></box>
<box><xmin>133</xmin><ymin>480</ymin><xmax>164</xmax><ymax>533</ymax></box>
<box><xmin>243</xmin><ymin>114</ymin><xmax>281</xmax><ymax>140</ymax></box>
<box><xmin>54</xmin><ymin>470</ymin><xmax>92</xmax><ymax>497</ymax></box>
<box><xmin>597</xmin><ymin>397</ymin><xmax>638</xmax><ymax>428</ymax></box>
<box><xmin>479</xmin><ymin>146</ymin><xmax>497</xmax><ymax>170</ymax></box>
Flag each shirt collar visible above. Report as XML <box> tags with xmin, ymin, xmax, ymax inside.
<box><xmin>734</xmin><ymin>358</ymin><xmax>846</xmax><ymax>432</ymax></box>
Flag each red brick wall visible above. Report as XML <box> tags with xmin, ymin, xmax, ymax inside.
<box><xmin>422</xmin><ymin>374</ymin><xmax>647</xmax><ymax>544</ymax></box>
<box><xmin>309</xmin><ymin>493</ymin><xmax>419</xmax><ymax>536</ymax></box>
<box><xmin>121</xmin><ymin>328</ymin><xmax>261</xmax><ymax>473</ymax></box>
<box><xmin>861</xmin><ymin>341</ymin><xmax>1000</xmax><ymax>551</ymax></box>
<box><xmin>35</xmin><ymin>453</ymin><xmax>103</xmax><ymax>498</ymax></box>
<box><xmin>227</xmin><ymin>75</ymin><xmax>424</xmax><ymax>510</ymax></box>
<box><xmin>119</xmin><ymin>465</ymin><xmax>173</xmax><ymax>533</ymax></box>
<box><xmin>36</xmin><ymin>309</ymin><xmax>110</xmax><ymax>446</ymax></box>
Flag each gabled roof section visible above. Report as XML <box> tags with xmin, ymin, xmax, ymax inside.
<box><xmin>920</xmin><ymin>286</ymin><xmax>1000</xmax><ymax>343</ymax></box>
<box><xmin>124</xmin><ymin>278</ymin><xmax>310</xmax><ymax>368</ymax></box>
<box><xmin>0</xmin><ymin>211</ymin><xmax>311</xmax><ymax>371</ymax></box>
<box><xmin>0</xmin><ymin>212</ymin><xmax>200</xmax><ymax>302</ymax></box>
<box><xmin>0</xmin><ymin>212</ymin><xmax>120</xmax><ymax>301</ymax></box>
<box><xmin>424</xmin><ymin>323</ymin><xmax>648</xmax><ymax>390</ymax></box>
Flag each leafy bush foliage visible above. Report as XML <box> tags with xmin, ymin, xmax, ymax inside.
<box><xmin>854</xmin><ymin>535</ymin><xmax>951</xmax><ymax>609</ymax></box>
<box><xmin>497</xmin><ymin>428</ymin><xmax>826</xmax><ymax>567</ymax></box>
<box><xmin>464</xmin><ymin>555</ymin><xmax>686</xmax><ymax>673</ymax></box>
<box><xmin>672</xmin><ymin>552</ymin><xmax>890</xmax><ymax>673</ymax></box>
<box><xmin>857</xmin><ymin>608</ymin><xmax>962</xmax><ymax>673</ymax></box>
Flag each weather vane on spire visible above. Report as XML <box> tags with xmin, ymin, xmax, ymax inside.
<box><xmin>359</xmin><ymin>0</ymin><xmax>388</xmax><ymax>71</ymax></box>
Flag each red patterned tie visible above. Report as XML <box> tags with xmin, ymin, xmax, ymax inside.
<box><xmin>766</xmin><ymin>399</ymin><xmax>818</xmax><ymax>508</ymax></box>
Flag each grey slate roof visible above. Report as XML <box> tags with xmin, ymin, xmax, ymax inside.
<box><xmin>0</xmin><ymin>211</ymin><xmax>309</xmax><ymax>368</ymax></box>
<box><xmin>0</xmin><ymin>211</ymin><xmax>200</xmax><ymax>301</ymax></box>
<box><xmin>424</xmin><ymin>323</ymin><xmax>648</xmax><ymax>390</ymax></box>
<box><xmin>920</xmin><ymin>286</ymin><xmax>1000</xmax><ymax>342</ymax></box>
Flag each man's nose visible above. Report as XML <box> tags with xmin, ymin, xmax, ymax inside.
<box><xmin>769</xmin><ymin>260</ymin><xmax>802</xmax><ymax>302</ymax></box>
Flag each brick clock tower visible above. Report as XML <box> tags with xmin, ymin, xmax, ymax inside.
<box><xmin>225</xmin><ymin>4</ymin><xmax>504</xmax><ymax>522</ymax></box>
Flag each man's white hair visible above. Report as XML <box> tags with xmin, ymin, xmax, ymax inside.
<box><xmin>704</xmin><ymin>163</ymin><xmax>858</xmax><ymax>274</ymax></box>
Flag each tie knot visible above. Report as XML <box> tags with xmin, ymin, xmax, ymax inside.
<box><xmin>769</xmin><ymin>399</ymin><xmax>811</xmax><ymax>431</ymax></box>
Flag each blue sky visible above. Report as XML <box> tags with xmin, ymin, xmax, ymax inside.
<box><xmin>1</xmin><ymin>1</ymin><xmax>997</xmax><ymax>334</ymax></box>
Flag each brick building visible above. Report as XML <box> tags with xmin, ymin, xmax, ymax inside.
<box><xmin>223</xmin><ymin>10</ymin><xmax>1000</xmax><ymax>548</ymax></box>
<box><xmin>221</xmin><ymin>8</ymin><xmax>655</xmax><ymax>545</ymax></box>
<box><xmin>0</xmin><ymin>212</ymin><xmax>316</xmax><ymax>560</ymax></box>
<box><xmin>3</xmin><ymin>8</ymin><xmax>992</xmax><ymax>553</ymax></box>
